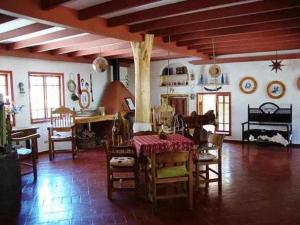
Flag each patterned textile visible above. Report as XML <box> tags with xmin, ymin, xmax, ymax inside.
<box><xmin>133</xmin><ymin>134</ymin><xmax>193</xmax><ymax>156</ymax></box>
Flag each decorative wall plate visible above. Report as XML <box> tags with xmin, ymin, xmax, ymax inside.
<box><xmin>209</xmin><ymin>64</ymin><xmax>221</xmax><ymax>78</ymax></box>
<box><xmin>297</xmin><ymin>77</ymin><xmax>300</xmax><ymax>90</ymax></box>
<box><xmin>79</xmin><ymin>90</ymin><xmax>91</xmax><ymax>109</ymax></box>
<box><xmin>239</xmin><ymin>76</ymin><xmax>257</xmax><ymax>94</ymax></box>
<box><xmin>67</xmin><ymin>80</ymin><xmax>76</xmax><ymax>93</ymax></box>
<box><xmin>267</xmin><ymin>80</ymin><xmax>285</xmax><ymax>99</ymax></box>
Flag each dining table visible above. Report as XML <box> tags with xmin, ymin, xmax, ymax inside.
<box><xmin>133</xmin><ymin>133</ymin><xmax>194</xmax><ymax>156</ymax></box>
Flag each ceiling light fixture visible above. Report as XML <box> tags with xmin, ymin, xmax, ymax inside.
<box><xmin>269</xmin><ymin>50</ymin><xmax>284</xmax><ymax>73</ymax></box>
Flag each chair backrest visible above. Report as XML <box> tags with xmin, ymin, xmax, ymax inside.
<box><xmin>105</xmin><ymin>139</ymin><xmax>136</xmax><ymax>159</ymax></box>
<box><xmin>133</xmin><ymin>131</ymin><xmax>157</xmax><ymax>136</ymax></box>
<box><xmin>155</xmin><ymin>151</ymin><xmax>189</xmax><ymax>165</ymax></box>
<box><xmin>152</xmin><ymin>104</ymin><xmax>175</xmax><ymax>132</ymax></box>
<box><xmin>50</xmin><ymin>106</ymin><xmax>75</xmax><ymax>131</ymax></box>
<box><xmin>207</xmin><ymin>133</ymin><xmax>224</xmax><ymax>149</ymax></box>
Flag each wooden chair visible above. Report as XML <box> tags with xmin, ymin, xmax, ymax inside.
<box><xmin>105</xmin><ymin>140</ymin><xmax>139</xmax><ymax>200</ymax></box>
<box><xmin>47</xmin><ymin>106</ymin><xmax>76</xmax><ymax>161</ymax></box>
<box><xmin>194</xmin><ymin>133</ymin><xmax>224</xmax><ymax>192</ymax></box>
<box><xmin>148</xmin><ymin>151</ymin><xmax>193</xmax><ymax>212</ymax></box>
<box><xmin>6</xmin><ymin>115</ymin><xmax>40</xmax><ymax>181</ymax></box>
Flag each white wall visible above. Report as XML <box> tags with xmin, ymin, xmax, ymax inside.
<box><xmin>0</xmin><ymin>56</ymin><xmax>110</xmax><ymax>151</ymax></box>
<box><xmin>149</xmin><ymin>58</ymin><xmax>300</xmax><ymax>144</ymax></box>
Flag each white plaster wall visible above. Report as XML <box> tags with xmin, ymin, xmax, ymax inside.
<box><xmin>149</xmin><ymin>58</ymin><xmax>300</xmax><ymax>144</ymax></box>
<box><xmin>0</xmin><ymin>56</ymin><xmax>109</xmax><ymax>151</ymax></box>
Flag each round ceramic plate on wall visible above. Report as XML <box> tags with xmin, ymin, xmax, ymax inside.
<box><xmin>267</xmin><ymin>80</ymin><xmax>286</xmax><ymax>99</ymax></box>
<box><xmin>67</xmin><ymin>80</ymin><xmax>76</xmax><ymax>93</ymax></box>
<box><xmin>79</xmin><ymin>90</ymin><xmax>91</xmax><ymax>109</ymax></box>
<box><xmin>239</xmin><ymin>76</ymin><xmax>257</xmax><ymax>94</ymax></box>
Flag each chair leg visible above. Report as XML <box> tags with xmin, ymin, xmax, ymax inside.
<box><xmin>72</xmin><ymin>139</ymin><xmax>75</xmax><ymax>160</ymax></box>
<box><xmin>135</xmin><ymin>164</ymin><xmax>140</xmax><ymax>198</ymax></box>
<box><xmin>218</xmin><ymin>165</ymin><xmax>222</xmax><ymax>193</ymax></box>
<box><xmin>205</xmin><ymin>165</ymin><xmax>209</xmax><ymax>189</ymax></box>
<box><xmin>152</xmin><ymin>182</ymin><xmax>157</xmax><ymax>213</ymax></box>
<box><xmin>49</xmin><ymin>140</ymin><xmax>53</xmax><ymax>161</ymax></box>
<box><xmin>107</xmin><ymin>173</ymin><xmax>112</xmax><ymax>200</ymax></box>
<box><xmin>188</xmin><ymin>180</ymin><xmax>193</xmax><ymax>210</ymax></box>
<box><xmin>32</xmin><ymin>153</ymin><xmax>37</xmax><ymax>181</ymax></box>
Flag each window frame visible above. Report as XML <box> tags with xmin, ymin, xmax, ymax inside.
<box><xmin>28</xmin><ymin>72</ymin><xmax>65</xmax><ymax>124</ymax></box>
<box><xmin>196</xmin><ymin>92</ymin><xmax>232</xmax><ymax>136</ymax></box>
<box><xmin>0</xmin><ymin>70</ymin><xmax>15</xmax><ymax>126</ymax></box>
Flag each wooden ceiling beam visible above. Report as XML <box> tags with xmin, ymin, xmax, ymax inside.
<box><xmin>53</xmin><ymin>38</ymin><xmax>126</xmax><ymax>55</ymax></box>
<box><xmin>0</xmin><ymin>0</ymin><xmax>205</xmax><ymax>59</ymax></box>
<box><xmin>0</xmin><ymin>43</ymin><xmax>91</xmax><ymax>63</ymax></box>
<box><xmin>168</xmin><ymin>18</ymin><xmax>300</xmax><ymax>42</ymax></box>
<box><xmin>202</xmin><ymin>43</ymin><xmax>300</xmax><ymax>55</ymax></box>
<box><xmin>32</xmin><ymin>34</ymin><xmax>103</xmax><ymax>52</ymax></box>
<box><xmin>189</xmin><ymin>35</ymin><xmax>300</xmax><ymax>50</ymax></box>
<box><xmin>130</xmin><ymin>0</ymin><xmax>300</xmax><ymax>33</ymax></box>
<box><xmin>189</xmin><ymin>53</ymin><xmax>300</xmax><ymax>65</ymax></box>
<box><xmin>70</xmin><ymin>42</ymin><xmax>131</xmax><ymax>57</ymax></box>
<box><xmin>78</xmin><ymin>0</ymin><xmax>161</xmax><ymax>20</ymax></box>
<box><xmin>151</xmin><ymin>8</ymin><xmax>300</xmax><ymax>36</ymax></box>
<box><xmin>40</xmin><ymin>0</ymin><xmax>71</xmax><ymax>10</ymax></box>
<box><xmin>9</xmin><ymin>28</ymin><xmax>82</xmax><ymax>49</ymax></box>
<box><xmin>107</xmin><ymin>0</ymin><xmax>241</xmax><ymax>27</ymax></box>
<box><xmin>0</xmin><ymin>23</ymin><xmax>52</xmax><ymax>42</ymax></box>
<box><xmin>0</xmin><ymin>13</ymin><xmax>15</xmax><ymax>24</ymax></box>
<box><xmin>177</xmin><ymin>28</ymin><xmax>300</xmax><ymax>47</ymax></box>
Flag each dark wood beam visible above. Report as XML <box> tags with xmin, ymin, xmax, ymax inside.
<box><xmin>168</xmin><ymin>18</ymin><xmax>300</xmax><ymax>42</ymax></box>
<box><xmin>53</xmin><ymin>38</ymin><xmax>126</xmax><ymax>55</ymax></box>
<box><xmin>151</xmin><ymin>8</ymin><xmax>300</xmax><ymax>36</ymax></box>
<box><xmin>177</xmin><ymin>28</ymin><xmax>300</xmax><ymax>47</ymax></box>
<box><xmin>0</xmin><ymin>0</ymin><xmax>205</xmax><ymax>59</ymax></box>
<box><xmin>0</xmin><ymin>23</ymin><xmax>52</xmax><ymax>42</ymax></box>
<box><xmin>189</xmin><ymin>35</ymin><xmax>300</xmax><ymax>50</ymax></box>
<box><xmin>107</xmin><ymin>0</ymin><xmax>241</xmax><ymax>27</ymax></box>
<box><xmin>189</xmin><ymin>53</ymin><xmax>300</xmax><ymax>65</ymax></box>
<box><xmin>32</xmin><ymin>34</ymin><xmax>102</xmax><ymax>52</ymax></box>
<box><xmin>130</xmin><ymin>0</ymin><xmax>300</xmax><ymax>32</ymax></box>
<box><xmin>202</xmin><ymin>42</ymin><xmax>300</xmax><ymax>55</ymax></box>
<box><xmin>9</xmin><ymin>28</ymin><xmax>82</xmax><ymax>49</ymax></box>
<box><xmin>0</xmin><ymin>44</ymin><xmax>91</xmax><ymax>63</ymax></box>
<box><xmin>40</xmin><ymin>0</ymin><xmax>71</xmax><ymax>10</ymax></box>
<box><xmin>0</xmin><ymin>13</ymin><xmax>15</xmax><ymax>24</ymax></box>
<box><xmin>78</xmin><ymin>0</ymin><xmax>161</xmax><ymax>20</ymax></box>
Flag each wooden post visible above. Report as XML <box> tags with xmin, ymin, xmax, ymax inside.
<box><xmin>131</xmin><ymin>34</ymin><xmax>154</xmax><ymax>124</ymax></box>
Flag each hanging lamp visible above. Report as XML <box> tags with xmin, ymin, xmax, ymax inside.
<box><xmin>92</xmin><ymin>47</ymin><xmax>108</xmax><ymax>72</ymax></box>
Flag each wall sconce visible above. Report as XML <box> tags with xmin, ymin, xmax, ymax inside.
<box><xmin>18</xmin><ymin>82</ymin><xmax>25</xmax><ymax>94</ymax></box>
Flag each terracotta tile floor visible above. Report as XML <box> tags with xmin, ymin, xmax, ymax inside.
<box><xmin>2</xmin><ymin>143</ymin><xmax>300</xmax><ymax>225</ymax></box>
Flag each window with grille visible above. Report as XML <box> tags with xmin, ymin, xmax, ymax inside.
<box><xmin>197</xmin><ymin>92</ymin><xmax>231</xmax><ymax>135</ymax></box>
<box><xmin>29</xmin><ymin>72</ymin><xmax>64</xmax><ymax>123</ymax></box>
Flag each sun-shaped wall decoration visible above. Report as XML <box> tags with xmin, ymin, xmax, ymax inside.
<box><xmin>269</xmin><ymin>50</ymin><xmax>284</xmax><ymax>73</ymax></box>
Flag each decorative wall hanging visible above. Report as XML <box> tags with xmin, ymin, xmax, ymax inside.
<box><xmin>297</xmin><ymin>77</ymin><xmax>300</xmax><ymax>90</ymax></box>
<box><xmin>125</xmin><ymin>97</ymin><xmax>135</xmax><ymax>111</ymax></box>
<box><xmin>239</xmin><ymin>77</ymin><xmax>257</xmax><ymax>94</ymax></box>
<box><xmin>90</xmin><ymin>74</ymin><xmax>94</xmax><ymax>102</ymax></box>
<box><xmin>77</xmin><ymin>73</ymin><xmax>81</xmax><ymax>95</ymax></box>
<box><xmin>267</xmin><ymin>80</ymin><xmax>285</xmax><ymax>99</ymax></box>
<box><xmin>269</xmin><ymin>50</ymin><xmax>284</xmax><ymax>73</ymax></box>
<box><xmin>67</xmin><ymin>80</ymin><xmax>76</xmax><ymax>93</ymax></box>
<box><xmin>209</xmin><ymin>64</ymin><xmax>221</xmax><ymax>78</ymax></box>
<box><xmin>18</xmin><ymin>82</ymin><xmax>25</xmax><ymax>94</ymax></box>
<box><xmin>79</xmin><ymin>90</ymin><xmax>91</xmax><ymax>109</ymax></box>
<box><xmin>92</xmin><ymin>56</ymin><xmax>108</xmax><ymax>72</ymax></box>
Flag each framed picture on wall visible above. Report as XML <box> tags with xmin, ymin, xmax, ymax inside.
<box><xmin>239</xmin><ymin>76</ymin><xmax>257</xmax><ymax>94</ymax></box>
<box><xmin>125</xmin><ymin>97</ymin><xmax>135</xmax><ymax>111</ymax></box>
<box><xmin>267</xmin><ymin>80</ymin><xmax>285</xmax><ymax>99</ymax></box>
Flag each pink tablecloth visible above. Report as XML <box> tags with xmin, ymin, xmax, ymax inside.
<box><xmin>133</xmin><ymin>133</ymin><xmax>193</xmax><ymax>156</ymax></box>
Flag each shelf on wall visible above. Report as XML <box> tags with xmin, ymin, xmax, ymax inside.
<box><xmin>198</xmin><ymin>82</ymin><xmax>229</xmax><ymax>86</ymax></box>
<box><xmin>160</xmin><ymin>84</ymin><xmax>189</xmax><ymax>87</ymax></box>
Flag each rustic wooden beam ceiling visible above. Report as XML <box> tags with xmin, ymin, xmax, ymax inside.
<box><xmin>177</xmin><ymin>28</ymin><xmax>300</xmax><ymax>47</ymax></box>
<box><xmin>53</xmin><ymin>38</ymin><xmax>126</xmax><ymax>55</ymax></box>
<box><xmin>40</xmin><ymin>0</ymin><xmax>71</xmax><ymax>10</ymax></box>
<box><xmin>167</xmin><ymin>18</ymin><xmax>300</xmax><ymax>42</ymax></box>
<box><xmin>0</xmin><ymin>23</ymin><xmax>52</xmax><ymax>42</ymax></box>
<box><xmin>9</xmin><ymin>28</ymin><xmax>82</xmax><ymax>49</ymax></box>
<box><xmin>107</xmin><ymin>0</ymin><xmax>241</xmax><ymax>27</ymax></box>
<box><xmin>130</xmin><ymin>0</ymin><xmax>300</xmax><ymax>33</ymax></box>
<box><xmin>190</xmin><ymin>53</ymin><xmax>300</xmax><ymax>65</ymax></box>
<box><xmin>78</xmin><ymin>0</ymin><xmax>161</xmax><ymax>20</ymax></box>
